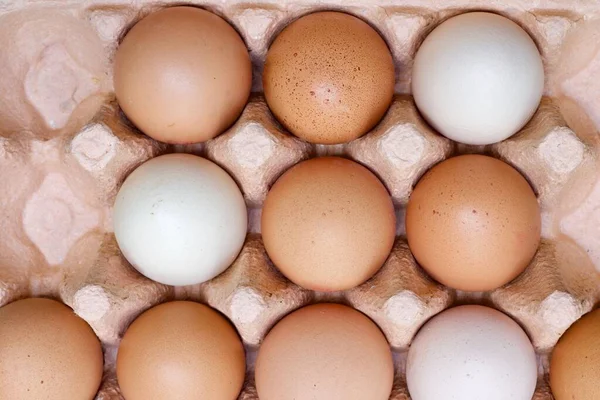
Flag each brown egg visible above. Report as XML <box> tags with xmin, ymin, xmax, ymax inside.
<box><xmin>117</xmin><ymin>301</ymin><xmax>245</xmax><ymax>400</ymax></box>
<box><xmin>0</xmin><ymin>298</ymin><xmax>103</xmax><ymax>400</ymax></box>
<box><xmin>114</xmin><ymin>7</ymin><xmax>251</xmax><ymax>144</ymax></box>
<box><xmin>550</xmin><ymin>309</ymin><xmax>600</xmax><ymax>400</ymax></box>
<box><xmin>263</xmin><ymin>12</ymin><xmax>395</xmax><ymax>144</ymax></box>
<box><xmin>405</xmin><ymin>155</ymin><xmax>541</xmax><ymax>292</ymax></box>
<box><xmin>255</xmin><ymin>303</ymin><xmax>394</xmax><ymax>400</ymax></box>
<box><xmin>261</xmin><ymin>157</ymin><xmax>396</xmax><ymax>291</ymax></box>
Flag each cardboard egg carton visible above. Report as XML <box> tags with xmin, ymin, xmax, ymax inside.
<box><xmin>1</xmin><ymin>1</ymin><xmax>600</xmax><ymax>399</ymax></box>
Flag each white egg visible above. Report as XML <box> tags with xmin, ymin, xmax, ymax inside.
<box><xmin>407</xmin><ymin>305</ymin><xmax>537</xmax><ymax>400</ymax></box>
<box><xmin>412</xmin><ymin>12</ymin><xmax>544</xmax><ymax>145</ymax></box>
<box><xmin>113</xmin><ymin>153</ymin><xmax>247</xmax><ymax>286</ymax></box>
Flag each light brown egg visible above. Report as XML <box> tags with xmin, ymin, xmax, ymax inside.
<box><xmin>550</xmin><ymin>308</ymin><xmax>600</xmax><ymax>400</ymax></box>
<box><xmin>116</xmin><ymin>301</ymin><xmax>245</xmax><ymax>400</ymax></box>
<box><xmin>114</xmin><ymin>6</ymin><xmax>251</xmax><ymax>144</ymax></box>
<box><xmin>263</xmin><ymin>11</ymin><xmax>395</xmax><ymax>144</ymax></box>
<box><xmin>261</xmin><ymin>157</ymin><xmax>396</xmax><ymax>291</ymax></box>
<box><xmin>0</xmin><ymin>298</ymin><xmax>103</xmax><ymax>400</ymax></box>
<box><xmin>255</xmin><ymin>303</ymin><xmax>394</xmax><ymax>400</ymax></box>
<box><xmin>405</xmin><ymin>155</ymin><xmax>541</xmax><ymax>292</ymax></box>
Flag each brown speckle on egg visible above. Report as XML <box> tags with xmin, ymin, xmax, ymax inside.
<box><xmin>263</xmin><ymin>12</ymin><xmax>395</xmax><ymax>144</ymax></box>
<box><xmin>406</xmin><ymin>155</ymin><xmax>541</xmax><ymax>292</ymax></box>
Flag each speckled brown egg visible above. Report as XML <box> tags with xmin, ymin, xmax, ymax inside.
<box><xmin>255</xmin><ymin>303</ymin><xmax>394</xmax><ymax>400</ymax></box>
<box><xmin>550</xmin><ymin>308</ymin><xmax>600</xmax><ymax>400</ymax></box>
<box><xmin>0</xmin><ymin>298</ymin><xmax>103</xmax><ymax>400</ymax></box>
<box><xmin>261</xmin><ymin>157</ymin><xmax>396</xmax><ymax>291</ymax></box>
<box><xmin>263</xmin><ymin>11</ymin><xmax>395</xmax><ymax>144</ymax></box>
<box><xmin>114</xmin><ymin>6</ymin><xmax>251</xmax><ymax>144</ymax></box>
<box><xmin>117</xmin><ymin>301</ymin><xmax>245</xmax><ymax>400</ymax></box>
<box><xmin>405</xmin><ymin>155</ymin><xmax>541</xmax><ymax>292</ymax></box>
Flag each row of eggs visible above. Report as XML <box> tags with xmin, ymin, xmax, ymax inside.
<box><xmin>115</xmin><ymin>7</ymin><xmax>544</xmax><ymax>147</ymax></box>
<box><xmin>115</xmin><ymin>152</ymin><xmax>540</xmax><ymax>293</ymax></box>
<box><xmin>0</xmin><ymin>297</ymin><xmax>596</xmax><ymax>400</ymax></box>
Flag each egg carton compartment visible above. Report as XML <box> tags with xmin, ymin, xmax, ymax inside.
<box><xmin>1</xmin><ymin>1</ymin><xmax>600</xmax><ymax>400</ymax></box>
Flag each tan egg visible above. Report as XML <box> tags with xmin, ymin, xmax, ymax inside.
<box><xmin>261</xmin><ymin>157</ymin><xmax>396</xmax><ymax>291</ymax></box>
<box><xmin>117</xmin><ymin>301</ymin><xmax>245</xmax><ymax>400</ymax></box>
<box><xmin>0</xmin><ymin>298</ymin><xmax>103</xmax><ymax>400</ymax></box>
<box><xmin>263</xmin><ymin>11</ymin><xmax>395</xmax><ymax>144</ymax></box>
<box><xmin>550</xmin><ymin>309</ymin><xmax>600</xmax><ymax>400</ymax></box>
<box><xmin>255</xmin><ymin>303</ymin><xmax>394</xmax><ymax>400</ymax></box>
<box><xmin>114</xmin><ymin>6</ymin><xmax>251</xmax><ymax>144</ymax></box>
<box><xmin>405</xmin><ymin>155</ymin><xmax>541</xmax><ymax>292</ymax></box>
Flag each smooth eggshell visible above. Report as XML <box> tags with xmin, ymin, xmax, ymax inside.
<box><xmin>261</xmin><ymin>157</ymin><xmax>396</xmax><ymax>291</ymax></box>
<box><xmin>550</xmin><ymin>308</ymin><xmax>600</xmax><ymax>400</ymax></box>
<box><xmin>263</xmin><ymin>11</ymin><xmax>395</xmax><ymax>144</ymax></box>
<box><xmin>255</xmin><ymin>303</ymin><xmax>394</xmax><ymax>400</ymax></box>
<box><xmin>412</xmin><ymin>12</ymin><xmax>544</xmax><ymax>145</ymax></box>
<box><xmin>113</xmin><ymin>153</ymin><xmax>247</xmax><ymax>286</ymax></box>
<box><xmin>114</xmin><ymin>6</ymin><xmax>252</xmax><ymax>144</ymax></box>
<box><xmin>406</xmin><ymin>155</ymin><xmax>541</xmax><ymax>292</ymax></box>
<box><xmin>117</xmin><ymin>301</ymin><xmax>245</xmax><ymax>400</ymax></box>
<box><xmin>0</xmin><ymin>298</ymin><xmax>103</xmax><ymax>400</ymax></box>
<box><xmin>407</xmin><ymin>305</ymin><xmax>537</xmax><ymax>400</ymax></box>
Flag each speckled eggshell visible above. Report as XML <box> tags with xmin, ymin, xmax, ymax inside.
<box><xmin>407</xmin><ymin>305</ymin><xmax>537</xmax><ymax>400</ymax></box>
<box><xmin>263</xmin><ymin>11</ymin><xmax>395</xmax><ymax>144</ymax></box>
<box><xmin>0</xmin><ymin>298</ymin><xmax>103</xmax><ymax>400</ymax></box>
<box><xmin>117</xmin><ymin>301</ymin><xmax>246</xmax><ymax>400</ymax></box>
<box><xmin>405</xmin><ymin>155</ymin><xmax>541</xmax><ymax>292</ymax></box>
<box><xmin>550</xmin><ymin>308</ymin><xmax>600</xmax><ymax>400</ymax></box>
<box><xmin>114</xmin><ymin>6</ymin><xmax>252</xmax><ymax>144</ymax></box>
<box><xmin>255</xmin><ymin>303</ymin><xmax>394</xmax><ymax>400</ymax></box>
<box><xmin>261</xmin><ymin>157</ymin><xmax>396</xmax><ymax>291</ymax></box>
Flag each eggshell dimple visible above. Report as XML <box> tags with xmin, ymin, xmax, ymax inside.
<box><xmin>550</xmin><ymin>308</ymin><xmax>600</xmax><ymax>400</ymax></box>
<box><xmin>407</xmin><ymin>305</ymin><xmax>538</xmax><ymax>400</ymax></box>
<box><xmin>114</xmin><ymin>6</ymin><xmax>252</xmax><ymax>144</ymax></box>
<box><xmin>261</xmin><ymin>157</ymin><xmax>396</xmax><ymax>291</ymax></box>
<box><xmin>0</xmin><ymin>298</ymin><xmax>104</xmax><ymax>400</ymax></box>
<box><xmin>406</xmin><ymin>155</ymin><xmax>541</xmax><ymax>292</ymax></box>
<box><xmin>255</xmin><ymin>303</ymin><xmax>394</xmax><ymax>400</ymax></box>
<box><xmin>412</xmin><ymin>12</ymin><xmax>544</xmax><ymax>145</ymax></box>
<box><xmin>263</xmin><ymin>11</ymin><xmax>395</xmax><ymax>144</ymax></box>
<box><xmin>117</xmin><ymin>301</ymin><xmax>246</xmax><ymax>400</ymax></box>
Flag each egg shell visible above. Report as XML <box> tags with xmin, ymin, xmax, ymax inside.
<box><xmin>114</xmin><ymin>6</ymin><xmax>252</xmax><ymax>144</ymax></box>
<box><xmin>0</xmin><ymin>298</ymin><xmax>103</xmax><ymax>400</ymax></box>
<box><xmin>406</xmin><ymin>154</ymin><xmax>541</xmax><ymax>292</ymax></box>
<box><xmin>263</xmin><ymin>11</ymin><xmax>395</xmax><ymax>144</ymax></box>
<box><xmin>412</xmin><ymin>12</ymin><xmax>544</xmax><ymax>145</ymax></box>
<box><xmin>113</xmin><ymin>153</ymin><xmax>247</xmax><ymax>286</ymax></box>
<box><xmin>1</xmin><ymin>1</ymin><xmax>600</xmax><ymax>399</ymax></box>
<box><xmin>261</xmin><ymin>156</ymin><xmax>396</xmax><ymax>291</ymax></box>
<box><xmin>255</xmin><ymin>303</ymin><xmax>394</xmax><ymax>400</ymax></box>
<box><xmin>117</xmin><ymin>301</ymin><xmax>245</xmax><ymax>400</ymax></box>
<box><xmin>550</xmin><ymin>308</ymin><xmax>600</xmax><ymax>400</ymax></box>
<box><xmin>407</xmin><ymin>305</ymin><xmax>538</xmax><ymax>400</ymax></box>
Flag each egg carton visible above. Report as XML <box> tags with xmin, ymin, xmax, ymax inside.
<box><xmin>1</xmin><ymin>1</ymin><xmax>600</xmax><ymax>399</ymax></box>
